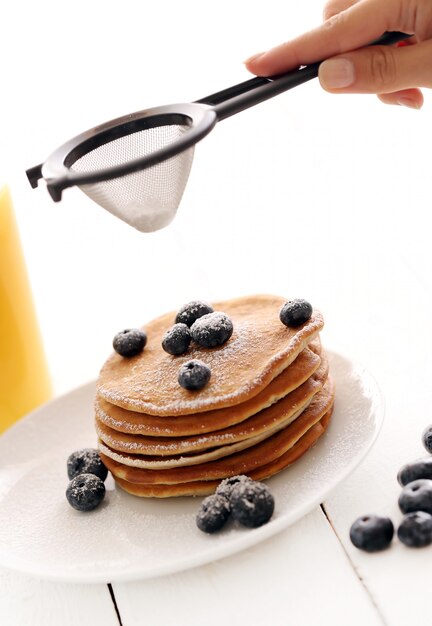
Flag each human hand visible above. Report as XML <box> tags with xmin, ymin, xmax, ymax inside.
<box><xmin>245</xmin><ymin>0</ymin><xmax>432</xmax><ymax>109</ymax></box>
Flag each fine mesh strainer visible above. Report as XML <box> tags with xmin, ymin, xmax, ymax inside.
<box><xmin>27</xmin><ymin>32</ymin><xmax>408</xmax><ymax>232</ymax></box>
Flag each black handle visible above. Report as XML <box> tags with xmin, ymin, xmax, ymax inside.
<box><xmin>199</xmin><ymin>31</ymin><xmax>411</xmax><ymax>121</ymax></box>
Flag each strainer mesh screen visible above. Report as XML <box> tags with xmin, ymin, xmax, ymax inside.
<box><xmin>71</xmin><ymin>124</ymin><xmax>194</xmax><ymax>229</ymax></box>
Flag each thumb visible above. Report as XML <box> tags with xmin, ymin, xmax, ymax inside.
<box><xmin>319</xmin><ymin>40</ymin><xmax>432</xmax><ymax>94</ymax></box>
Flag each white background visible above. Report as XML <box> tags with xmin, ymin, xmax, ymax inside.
<box><xmin>1</xmin><ymin>1</ymin><xmax>432</xmax><ymax>624</ymax></box>
<box><xmin>1</xmin><ymin>0</ymin><xmax>429</xmax><ymax>395</ymax></box>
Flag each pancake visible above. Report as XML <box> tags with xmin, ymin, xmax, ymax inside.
<box><xmin>111</xmin><ymin>405</ymin><xmax>334</xmax><ymax>497</ymax></box>
<box><xmin>97</xmin><ymin>402</ymin><xmax>308</xmax><ymax>470</ymax></box>
<box><xmin>96</xmin><ymin>349</ymin><xmax>328</xmax><ymax>458</ymax></box>
<box><xmin>95</xmin><ymin>344</ymin><xmax>324</xmax><ymax>440</ymax></box>
<box><xmin>96</xmin><ymin>381</ymin><xmax>321</xmax><ymax>469</ymax></box>
<box><xmin>97</xmin><ymin>294</ymin><xmax>324</xmax><ymax>416</ymax></box>
<box><xmin>99</xmin><ymin>377</ymin><xmax>334</xmax><ymax>487</ymax></box>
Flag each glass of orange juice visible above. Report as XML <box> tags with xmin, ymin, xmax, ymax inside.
<box><xmin>0</xmin><ymin>184</ymin><xmax>51</xmax><ymax>433</ymax></box>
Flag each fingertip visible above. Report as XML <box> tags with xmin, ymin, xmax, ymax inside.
<box><xmin>243</xmin><ymin>53</ymin><xmax>273</xmax><ymax>77</ymax></box>
<box><xmin>243</xmin><ymin>52</ymin><xmax>266</xmax><ymax>66</ymax></box>
<box><xmin>243</xmin><ymin>63</ymin><xmax>270</xmax><ymax>77</ymax></box>
<box><xmin>377</xmin><ymin>88</ymin><xmax>424</xmax><ymax>109</ymax></box>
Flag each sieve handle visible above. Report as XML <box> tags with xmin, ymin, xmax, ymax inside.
<box><xmin>202</xmin><ymin>31</ymin><xmax>411</xmax><ymax>121</ymax></box>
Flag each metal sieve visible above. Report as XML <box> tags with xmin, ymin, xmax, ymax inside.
<box><xmin>27</xmin><ymin>32</ymin><xmax>409</xmax><ymax>232</ymax></box>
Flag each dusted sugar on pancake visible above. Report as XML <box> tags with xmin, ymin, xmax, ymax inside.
<box><xmin>95</xmin><ymin>294</ymin><xmax>334</xmax><ymax>498</ymax></box>
<box><xmin>100</xmin><ymin>380</ymin><xmax>335</xmax><ymax>497</ymax></box>
<box><xmin>94</xmin><ymin>342</ymin><xmax>322</xmax><ymax>437</ymax></box>
<box><xmin>97</xmin><ymin>294</ymin><xmax>324</xmax><ymax>416</ymax></box>
<box><xmin>95</xmin><ymin>351</ymin><xmax>329</xmax><ymax>461</ymax></box>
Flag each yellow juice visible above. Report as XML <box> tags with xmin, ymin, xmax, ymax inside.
<box><xmin>0</xmin><ymin>185</ymin><xmax>51</xmax><ymax>433</ymax></box>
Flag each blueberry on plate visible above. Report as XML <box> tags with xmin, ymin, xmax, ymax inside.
<box><xmin>178</xmin><ymin>359</ymin><xmax>211</xmax><ymax>390</ymax></box>
<box><xmin>67</xmin><ymin>448</ymin><xmax>108</xmax><ymax>481</ymax></box>
<box><xmin>422</xmin><ymin>424</ymin><xmax>432</xmax><ymax>454</ymax></box>
<box><xmin>162</xmin><ymin>323</ymin><xmax>191</xmax><ymax>355</ymax></box>
<box><xmin>66</xmin><ymin>473</ymin><xmax>106</xmax><ymax>512</ymax></box>
<box><xmin>397</xmin><ymin>511</ymin><xmax>432</xmax><ymax>548</ymax></box>
<box><xmin>349</xmin><ymin>514</ymin><xmax>394</xmax><ymax>552</ymax></box>
<box><xmin>196</xmin><ymin>494</ymin><xmax>230</xmax><ymax>533</ymax></box>
<box><xmin>397</xmin><ymin>456</ymin><xmax>432</xmax><ymax>486</ymax></box>
<box><xmin>113</xmin><ymin>328</ymin><xmax>147</xmax><ymax>357</ymax></box>
<box><xmin>190</xmin><ymin>312</ymin><xmax>233</xmax><ymax>348</ymax></box>
<box><xmin>230</xmin><ymin>481</ymin><xmax>275</xmax><ymax>528</ymax></box>
<box><xmin>216</xmin><ymin>475</ymin><xmax>253</xmax><ymax>502</ymax></box>
<box><xmin>175</xmin><ymin>301</ymin><xmax>214</xmax><ymax>327</ymax></box>
<box><xmin>279</xmin><ymin>299</ymin><xmax>313</xmax><ymax>328</ymax></box>
<box><xmin>398</xmin><ymin>479</ymin><xmax>432</xmax><ymax>515</ymax></box>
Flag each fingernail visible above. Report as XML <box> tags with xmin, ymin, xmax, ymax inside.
<box><xmin>397</xmin><ymin>97</ymin><xmax>421</xmax><ymax>110</ymax></box>
<box><xmin>319</xmin><ymin>58</ymin><xmax>355</xmax><ymax>89</ymax></box>
<box><xmin>244</xmin><ymin>52</ymin><xmax>265</xmax><ymax>65</ymax></box>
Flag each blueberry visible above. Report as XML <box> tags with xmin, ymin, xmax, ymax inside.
<box><xmin>279</xmin><ymin>299</ymin><xmax>313</xmax><ymax>327</ymax></box>
<box><xmin>216</xmin><ymin>475</ymin><xmax>253</xmax><ymax>502</ymax></box>
<box><xmin>178</xmin><ymin>359</ymin><xmax>211</xmax><ymax>390</ymax></box>
<box><xmin>397</xmin><ymin>511</ymin><xmax>432</xmax><ymax>548</ymax></box>
<box><xmin>66</xmin><ymin>473</ymin><xmax>106</xmax><ymax>512</ymax></box>
<box><xmin>190</xmin><ymin>312</ymin><xmax>233</xmax><ymax>348</ymax></box>
<box><xmin>175</xmin><ymin>301</ymin><xmax>214</xmax><ymax>327</ymax></box>
<box><xmin>349</xmin><ymin>514</ymin><xmax>394</xmax><ymax>552</ymax></box>
<box><xmin>422</xmin><ymin>425</ymin><xmax>432</xmax><ymax>454</ymax></box>
<box><xmin>196</xmin><ymin>494</ymin><xmax>230</xmax><ymax>533</ymax></box>
<box><xmin>230</xmin><ymin>481</ymin><xmax>274</xmax><ymax>528</ymax></box>
<box><xmin>397</xmin><ymin>456</ymin><xmax>432</xmax><ymax>486</ymax></box>
<box><xmin>113</xmin><ymin>328</ymin><xmax>147</xmax><ymax>357</ymax></box>
<box><xmin>398</xmin><ymin>479</ymin><xmax>432</xmax><ymax>515</ymax></box>
<box><xmin>162</xmin><ymin>323</ymin><xmax>191</xmax><ymax>355</ymax></box>
<box><xmin>67</xmin><ymin>448</ymin><xmax>108</xmax><ymax>481</ymax></box>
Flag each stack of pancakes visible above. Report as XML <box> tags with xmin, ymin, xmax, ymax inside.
<box><xmin>95</xmin><ymin>294</ymin><xmax>334</xmax><ymax>497</ymax></box>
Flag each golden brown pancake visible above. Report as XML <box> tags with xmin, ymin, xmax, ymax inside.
<box><xmin>97</xmin><ymin>403</ymin><xmax>307</xmax><ymax>470</ymax></box>
<box><xmin>95</xmin><ymin>295</ymin><xmax>333</xmax><ymax>498</ymax></box>
<box><xmin>97</xmin><ymin>295</ymin><xmax>324</xmax><ymax>416</ymax></box>
<box><xmin>95</xmin><ymin>344</ymin><xmax>324</xmax><ymax>440</ymax></box>
<box><xmin>96</xmin><ymin>350</ymin><xmax>328</xmax><ymax>459</ymax></box>
<box><xmin>99</xmin><ymin>377</ymin><xmax>334</xmax><ymax>488</ymax></box>
<box><xmin>111</xmin><ymin>404</ymin><xmax>334</xmax><ymax>497</ymax></box>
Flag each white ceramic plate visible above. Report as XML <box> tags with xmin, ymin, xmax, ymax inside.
<box><xmin>0</xmin><ymin>351</ymin><xmax>383</xmax><ymax>583</ymax></box>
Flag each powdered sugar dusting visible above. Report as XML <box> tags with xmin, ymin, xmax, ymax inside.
<box><xmin>95</xmin><ymin>402</ymin><xmax>178</xmax><ymax>435</ymax></box>
<box><xmin>101</xmin><ymin>327</ymin><xmax>318</xmax><ymax>413</ymax></box>
<box><xmin>95</xmin><ymin>394</ymin><xmax>314</xmax><ymax>470</ymax></box>
<box><xmin>97</xmin><ymin>424</ymin><xmax>270</xmax><ymax>468</ymax></box>
<box><xmin>97</xmin><ymin>295</ymin><xmax>324</xmax><ymax>416</ymax></box>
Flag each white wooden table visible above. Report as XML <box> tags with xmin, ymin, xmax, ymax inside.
<box><xmin>1</xmin><ymin>1</ymin><xmax>431</xmax><ymax>624</ymax></box>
